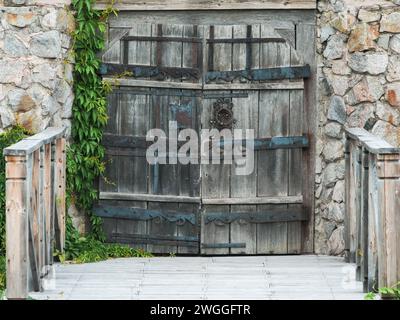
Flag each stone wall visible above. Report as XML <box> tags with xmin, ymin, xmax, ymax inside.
<box><xmin>315</xmin><ymin>0</ymin><xmax>400</xmax><ymax>254</ymax></box>
<box><xmin>0</xmin><ymin>0</ymin><xmax>85</xmax><ymax>230</ymax></box>
<box><xmin>0</xmin><ymin>0</ymin><xmax>73</xmax><ymax>135</ymax></box>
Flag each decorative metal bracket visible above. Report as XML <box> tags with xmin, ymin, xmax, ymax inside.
<box><xmin>94</xmin><ymin>205</ymin><xmax>196</xmax><ymax>225</ymax></box>
<box><xmin>100</xmin><ymin>63</ymin><xmax>200</xmax><ymax>81</ymax></box>
<box><xmin>206</xmin><ymin>65</ymin><xmax>311</xmax><ymax>83</ymax></box>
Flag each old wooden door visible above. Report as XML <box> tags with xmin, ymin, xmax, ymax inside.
<box><xmin>95</xmin><ymin>11</ymin><xmax>316</xmax><ymax>255</ymax></box>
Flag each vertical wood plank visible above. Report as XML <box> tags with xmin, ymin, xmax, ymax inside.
<box><xmin>50</xmin><ymin>142</ymin><xmax>56</xmax><ymax>266</ymax></box>
<box><xmin>360</xmin><ymin>148</ymin><xmax>369</xmax><ymax>291</ymax></box>
<box><xmin>376</xmin><ymin>155</ymin><xmax>387</xmax><ymax>289</ymax></box>
<box><xmin>287</xmin><ymin>23</ymin><xmax>303</xmax><ymax>254</ymax></box>
<box><xmin>54</xmin><ymin>138</ymin><xmax>66</xmax><ymax>252</ymax></box>
<box><xmin>367</xmin><ymin>153</ymin><xmax>378</xmax><ymax>291</ymax></box>
<box><xmin>256</xmin><ymin>24</ymin><xmax>289</xmax><ymax>255</ymax></box>
<box><xmin>43</xmin><ymin>144</ymin><xmax>52</xmax><ymax>270</ymax></box>
<box><xmin>31</xmin><ymin>149</ymin><xmax>41</xmax><ymax>281</ymax></box>
<box><xmin>378</xmin><ymin>154</ymin><xmax>400</xmax><ymax>288</ymax></box>
<box><xmin>230</xmin><ymin>24</ymin><xmax>258</xmax><ymax>255</ymax></box>
<box><xmin>348</xmin><ymin>141</ymin><xmax>360</xmax><ymax>264</ymax></box>
<box><xmin>288</xmin><ymin>89</ymin><xmax>304</xmax><ymax>254</ymax></box>
<box><xmin>25</xmin><ymin>154</ymin><xmax>39</xmax><ymax>292</ymax></box>
<box><xmin>200</xmin><ymin>24</ymin><xmax>233</xmax><ymax>255</ymax></box>
<box><xmin>354</xmin><ymin>146</ymin><xmax>362</xmax><ymax>281</ymax></box>
<box><xmin>344</xmin><ymin>141</ymin><xmax>351</xmax><ymax>262</ymax></box>
<box><xmin>101</xmin><ymin>92</ymin><xmax>119</xmax><ymax>194</ymax></box>
<box><xmin>296</xmin><ymin>22</ymin><xmax>316</xmax><ymax>253</ymax></box>
<box><xmin>38</xmin><ymin>146</ymin><xmax>46</xmax><ymax>277</ymax></box>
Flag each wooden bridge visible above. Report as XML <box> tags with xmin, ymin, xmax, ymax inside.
<box><xmin>28</xmin><ymin>255</ymin><xmax>363</xmax><ymax>300</ymax></box>
<box><xmin>3</xmin><ymin>127</ymin><xmax>400</xmax><ymax>299</ymax></box>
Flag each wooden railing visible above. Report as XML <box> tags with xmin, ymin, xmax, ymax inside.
<box><xmin>4</xmin><ymin>127</ymin><xmax>66</xmax><ymax>299</ymax></box>
<box><xmin>345</xmin><ymin>128</ymin><xmax>400</xmax><ymax>293</ymax></box>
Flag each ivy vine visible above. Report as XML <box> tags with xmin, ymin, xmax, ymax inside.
<box><xmin>68</xmin><ymin>0</ymin><xmax>117</xmax><ymax>239</ymax></box>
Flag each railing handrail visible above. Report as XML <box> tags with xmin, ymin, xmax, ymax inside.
<box><xmin>345</xmin><ymin>127</ymin><xmax>400</xmax><ymax>155</ymax></box>
<box><xmin>3</xmin><ymin>127</ymin><xmax>66</xmax><ymax>156</ymax></box>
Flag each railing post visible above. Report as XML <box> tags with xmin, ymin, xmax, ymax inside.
<box><xmin>54</xmin><ymin>138</ymin><xmax>66</xmax><ymax>252</ymax></box>
<box><xmin>360</xmin><ymin>148</ymin><xmax>369</xmax><ymax>292</ymax></box>
<box><xmin>346</xmin><ymin>140</ymin><xmax>361</xmax><ymax>265</ymax></box>
<box><xmin>5</xmin><ymin>155</ymin><xmax>28</xmax><ymax>299</ymax></box>
<box><xmin>31</xmin><ymin>149</ymin><xmax>42</xmax><ymax>287</ymax></box>
<box><xmin>376</xmin><ymin>153</ymin><xmax>400</xmax><ymax>289</ymax></box>
<box><xmin>344</xmin><ymin>140</ymin><xmax>351</xmax><ymax>263</ymax></box>
<box><xmin>43</xmin><ymin>144</ymin><xmax>52</xmax><ymax>270</ymax></box>
<box><xmin>368</xmin><ymin>154</ymin><xmax>379</xmax><ymax>292</ymax></box>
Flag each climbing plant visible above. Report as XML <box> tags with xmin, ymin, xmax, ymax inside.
<box><xmin>68</xmin><ymin>0</ymin><xmax>117</xmax><ymax>239</ymax></box>
<box><xmin>64</xmin><ymin>0</ymin><xmax>153</xmax><ymax>262</ymax></box>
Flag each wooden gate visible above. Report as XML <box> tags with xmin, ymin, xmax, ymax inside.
<box><xmin>94</xmin><ymin>10</ymin><xmax>316</xmax><ymax>255</ymax></box>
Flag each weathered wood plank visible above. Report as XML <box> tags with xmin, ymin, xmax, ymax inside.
<box><xmin>367</xmin><ymin>153</ymin><xmax>378</xmax><ymax>291</ymax></box>
<box><xmin>348</xmin><ymin>142</ymin><xmax>361</xmax><ymax>264</ymax></box>
<box><xmin>230</xmin><ymin>25</ymin><xmax>258</xmax><ymax>255</ymax></box>
<box><xmin>54</xmin><ymin>138</ymin><xmax>66</xmax><ymax>252</ymax></box>
<box><xmin>24</xmin><ymin>127</ymin><xmax>66</xmax><ymax>144</ymax></box>
<box><xmin>379</xmin><ymin>154</ymin><xmax>400</xmax><ymax>288</ymax></box>
<box><xmin>95</xmin><ymin>0</ymin><xmax>317</xmax><ymax>10</ymax></box>
<box><xmin>203</xmin><ymin>81</ymin><xmax>304</xmax><ymax>90</ymax></box>
<box><xmin>296</xmin><ymin>21</ymin><xmax>316</xmax><ymax>254</ymax></box>
<box><xmin>100</xmin><ymin>192</ymin><xmax>201</xmax><ymax>203</ymax></box>
<box><xmin>256</xmin><ymin>25</ymin><xmax>290</xmax><ymax>254</ymax></box>
<box><xmin>31</xmin><ymin>150</ymin><xmax>41</xmax><ymax>281</ymax></box>
<box><xmin>4</xmin><ymin>127</ymin><xmax>66</xmax><ymax>156</ymax></box>
<box><xmin>288</xmin><ymin>89</ymin><xmax>304</xmax><ymax>254</ymax></box>
<box><xmin>38</xmin><ymin>147</ymin><xmax>46</xmax><ymax>277</ymax></box>
<box><xmin>200</xmin><ymin>25</ymin><xmax>232</xmax><ymax>255</ymax></box>
<box><xmin>344</xmin><ymin>141</ymin><xmax>351</xmax><ymax>262</ymax></box>
<box><xmin>103</xmin><ymin>78</ymin><xmax>203</xmax><ymax>90</ymax></box>
<box><xmin>202</xmin><ymin>195</ymin><xmax>303</xmax><ymax>205</ymax></box>
<box><xmin>43</xmin><ymin>144</ymin><xmax>52</xmax><ymax>270</ymax></box>
<box><xmin>109</xmin><ymin>11</ymin><xmax>313</xmax><ymax>28</ymax></box>
<box><xmin>360</xmin><ymin>148</ymin><xmax>369</xmax><ymax>291</ymax></box>
<box><xmin>346</xmin><ymin>128</ymin><xmax>400</xmax><ymax>155</ymax></box>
